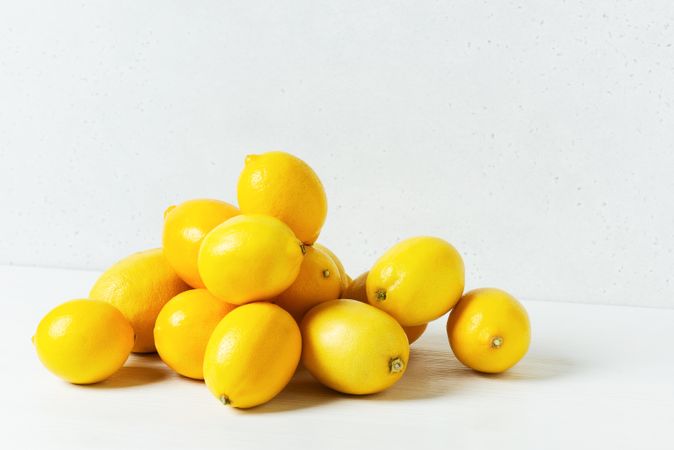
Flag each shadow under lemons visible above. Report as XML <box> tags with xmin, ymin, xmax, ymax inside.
<box><xmin>241</xmin><ymin>367</ymin><xmax>340</xmax><ymax>414</ymax></box>
<box><xmin>246</xmin><ymin>343</ymin><xmax>464</xmax><ymax>412</ymax></box>
<box><xmin>222</xmin><ymin>334</ymin><xmax>577</xmax><ymax>411</ymax></box>
<box><xmin>370</xmin><ymin>345</ymin><xmax>467</xmax><ymax>401</ymax></box>
<box><xmin>371</xmin><ymin>333</ymin><xmax>575</xmax><ymax>402</ymax></box>
<box><xmin>86</xmin><ymin>353</ymin><xmax>170</xmax><ymax>389</ymax></box>
<box><xmin>474</xmin><ymin>355</ymin><xmax>575</xmax><ymax>382</ymax></box>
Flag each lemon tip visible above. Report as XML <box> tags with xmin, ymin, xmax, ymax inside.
<box><xmin>491</xmin><ymin>336</ymin><xmax>504</xmax><ymax>349</ymax></box>
<box><xmin>389</xmin><ymin>356</ymin><xmax>405</xmax><ymax>374</ymax></box>
<box><xmin>163</xmin><ymin>205</ymin><xmax>176</xmax><ymax>219</ymax></box>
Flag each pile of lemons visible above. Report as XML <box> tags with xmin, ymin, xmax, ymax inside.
<box><xmin>34</xmin><ymin>151</ymin><xmax>531</xmax><ymax>408</ymax></box>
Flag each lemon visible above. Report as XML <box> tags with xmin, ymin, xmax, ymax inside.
<box><xmin>162</xmin><ymin>199</ymin><xmax>239</xmax><ymax>288</ymax></box>
<box><xmin>33</xmin><ymin>299</ymin><xmax>134</xmax><ymax>384</ymax></box>
<box><xmin>342</xmin><ymin>271</ymin><xmax>368</xmax><ymax>301</ymax></box>
<box><xmin>313</xmin><ymin>243</ymin><xmax>350</xmax><ymax>295</ymax></box>
<box><xmin>237</xmin><ymin>151</ymin><xmax>327</xmax><ymax>244</ymax></box>
<box><xmin>154</xmin><ymin>289</ymin><xmax>236</xmax><ymax>379</ymax></box>
<box><xmin>275</xmin><ymin>246</ymin><xmax>342</xmax><ymax>321</ymax></box>
<box><xmin>301</xmin><ymin>299</ymin><xmax>409</xmax><ymax>395</ymax></box>
<box><xmin>198</xmin><ymin>214</ymin><xmax>304</xmax><ymax>305</ymax></box>
<box><xmin>446</xmin><ymin>288</ymin><xmax>530</xmax><ymax>373</ymax></box>
<box><xmin>89</xmin><ymin>249</ymin><xmax>190</xmax><ymax>353</ymax></box>
<box><xmin>402</xmin><ymin>323</ymin><xmax>427</xmax><ymax>345</ymax></box>
<box><xmin>344</xmin><ymin>271</ymin><xmax>428</xmax><ymax>344</ymax></box>
<box><xmin>203</xmin><ymin>302</ymin><xmax>301</xmax><ymax>408</ymax></box>
<box><xmin>366</xmin><ymin>237</ymin><xmax>464</xmax><ymax>326</ymax></box>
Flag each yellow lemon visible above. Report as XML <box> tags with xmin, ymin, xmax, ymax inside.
<box><xmin>402</xmin><ymin>323</ymin><xmax>427</xmax><ymax>345</ymax></box>
<box><xmin>313</xmin><ymin>242</ymin><xmax>350</xmax><ymax>295</ymax></box>
<box><xmin>446</xmin><ymin>288</ymin><xmax>531</xmax><ymax>373</ymax></box>
<box><xmin>33</xmin><ymin>299</ymin><xmax>134</xmax><ymax>384</ymax></box>
<box><xmin>203</xmin><ymin>302</ymin><xmax>301</xmax><ymax>408</ymax></box>
<box><xmin>275</xmin><ymin>246</ymin><xmax>341</xmax><ymax>321</ymax></box>
<box><xmin>162</xmin><ymin>199</ymin><xmax>239</xmax><ymax>288</ymax></box>
<box><xmin>342</xmin><ymin>271</ymin><xmax>368</xmax><ymax>301</ymax></box>
<box><xmin>154</xmin><ymin>289</ymin><xmax>236</xmax><ymax>379</ymax></box>
<box><xmin>366</xmin><ymin>237</ymin><xmax>464</xmax><ymax>326</ymax></box>
<box><xmin>237</xmin><ymin>151</ymin><xmax>327</xmax><ymax>244</ymax></box>
<box><xmin>301</xmin><ymin>299</ymin><xmax>409</xmax><ymax>395</ymax></box>
<box><xmin>344</xmin><ymin>271</ymin><xmax>428</xmax><ymax>344</ymax></box>
<box><xmin>198</xmin><ymin>214</ymin><xmax>304</xmax><ymax>305</ymax></box>
<box><xmin>90</xmin><ymin>249</ymin><xmax>190</xmax><ymax>353</ymax></box>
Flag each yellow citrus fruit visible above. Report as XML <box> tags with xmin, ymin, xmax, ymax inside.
<box><xmin>402</xmin><ymin>323</ymin><xmax>427</xmax><ymax>345</ymax></box>
<box><xmin>446</xmin><ymin>288</ymin><xmax>531</xmax><ymax>373</ymax></box>
<box><xmin>301</xmin><ymin>299</ymin><xmax>409</xmax><ymax>395</ymax></box>
<box><xmin>33</xmin><ymin>299</ymin><xmax>134</xmax><ymax>384</ymax></box>
<box><xmin>162</xmin><ymin>199</ymin><xmax>239</xmax><ymax>288</ymax></box>
<box><xmin>275</xmin><ymin>246</ymin><xmax>341</xmax><ymax>321</ymax></box>
<box><xmin>342</xmin><ymin>271</ymin><xmax>368</xmax><ymax>301</ymax></box>
<box><xmin>198</xmin><ymin>214</ymin><xmax>304</xmax><ymax>305</ymax></box>
<box><xmin>237</xmin><ymin>151</ymin><xmax>327</xmax><ymax>244</ymax></box>
<box><xmin>344</xmin><ymin>271</ymin><xmax>427</xmax><ymax>344</ymax></box>
<box><xmin>154</xmin><ymin>289</ymin><xmax>236</xmax><ymax>380</ymax></box>
<box><xmin>366</xmin><ymin>237</ymin><xmax>464</xmax><ymax>326</ymax></box>
<box><xmin>203</xmin><ymin>302</ymin><xmax>301</xmax><ymax>408</ymax></box>
<box><xmin>89</xmin><ymin>249</ymin><xmax>190</xmax><ymax>353</ymax></box>
<box><xmin>313</xmin><ymin>243</ymin><xmax>350</xmax><ymax>295</ymax></box>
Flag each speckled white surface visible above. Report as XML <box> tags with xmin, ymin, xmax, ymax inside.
<box><xmin>1</xmin><ymin>1</ymin><xmax>673</xmax><ymax>307</ymax></box>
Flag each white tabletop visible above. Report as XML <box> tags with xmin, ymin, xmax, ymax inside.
<box><xmin>1</xmin><ymin>265</ymin><xmax>672</xmax><ymax>450</ymax></box>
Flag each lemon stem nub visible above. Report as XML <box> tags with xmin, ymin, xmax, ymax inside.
<box><xmin>491</xmin><ymin>336</ymin><xmax>504</xmax><ymax>349</ymax></box>
<box><xmin>163</xmin><ymin>205</ymin><xmax>176</xmax><ymax>219</ymax></box>
<box><xmin>219</xmin><ymin>395</ymin><xmax>231</xmax><ymax>406</ymax></box>
<box><xmin>322</xmin><ymin>269</ymin><xmax>330</xmax><ymax>278</ymax></box>
<box><xmin>375</xmin><ymin>289</ymin><xmax>387</xmax><ymax>301</ymax></box>
<box><xmin>389</xmin><ymin>357</ymin><xmax>404</xmax><ymax>374</ymax></box>
<box><xmin>300</xmin><ymin>243</ymin><xmax>307</xmax><ymax>255</ymax></box>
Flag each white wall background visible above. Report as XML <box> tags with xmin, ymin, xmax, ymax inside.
<box><xmin>1</xmin><ymin>1</ymin><xmax>673</xmax><ymax>307</ymax></box>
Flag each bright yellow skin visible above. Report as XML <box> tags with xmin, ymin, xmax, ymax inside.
<box><xmin>237</xmin><ymin>151</ymin><xmax>327</xmax><ymax>244</ymax></box>
<box><xmin>154</xmin><ymin>289</ymin><xmax>237</xmax><ymax>380</ymax></box>
<box><xmin>275</xmin><ymin>246</ymin><xmax>342</xmax><ymax>322</ymax></box>
<box><xmin>203</xmin><ymin>303</ymin><xmax>301</xmax><ymax>408</ymax></box>
<box><xmin>344</xmin><ymin>271</ymin><xmax>427</xmax><ymax>344</ymax></box>
<box><xmin>198</xmin><ymin>214</ymin><xmax>304</xmax><ymax>305</ymax></box>
<box><xmin>446</xmin><ymin>288</ymin><xmax>531</xmax><ymax>373</ymax></box>
<box><xmin>313</xmin><ymin>243</ymin><xmax>350</xmax><ymax>295</ymax></box>
<box><xmin>301</xmin><ymin>299</ymin><xmax>409</xmax><ymax>395</ymax></box>
<box><xmin>162</xmin><ymin>199</ymin><xmax>239</xmax><ymax>288</ymax></box>
<box><xmin>367</xmin><ymin>237</ymin><xmax>464</xmax><ymax>326</ymax></box>
<box><xmin>34</xmin><ymin>300</ymin><xmax>134</xmax><ymax>384</ymax></box>
<box><xmin>89</xmin><ymin>249</ymin><xmax>190</xmax><ymax>353</ymax></box>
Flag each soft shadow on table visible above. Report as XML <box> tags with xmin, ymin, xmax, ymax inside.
<box><xmin>483</xmin><ymin>355</ymin><xmax>575</xmax><ymax>382</ymax></box>
<box><xmin>242</xmin><ymin>367</ymin><xmax>340</xmax><ymax>414</ymax></box>
<box><xmin>245</xmin><ymin>333</ymin><xmax>577</xmax><ymax>411</ymax></box>
<box><xmin>370</xmin><ymin>334</ymin><xmax>575</xmax><ymax>402</ymax></box>
<box><xmin>86</xmin><ymin>354</ymin><xmax>170</xmax><ymax>389</ymax></box>
<box><xmin>368</xmin><ymin>346</ymin><xmax>469</xmax><ymax>402</ymax></box>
